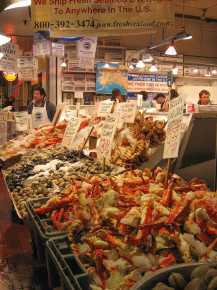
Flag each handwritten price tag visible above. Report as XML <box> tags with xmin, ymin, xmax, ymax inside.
<box><xmin>119</xmin><ymin>102</ymin><xmax>137</xmax><ymax>123</ymax></box>
<box><xmin>163</xmin><ymin>95</ymin><xmax>184</xmax><ymax>159</ymax></box>
<box><xmin>98</xmin><ymin>114</ymin><xmax>119</xmax><ymax>159</ymax></box>
<box><xmin>97</xmin><ymin>100</ymin><xmax>114</xmax><ymax>117</ymax></box>
<box><xmin>62</xmin><ymin>117</ymin><xmax>82</xmax><ymax>150</ymax></box>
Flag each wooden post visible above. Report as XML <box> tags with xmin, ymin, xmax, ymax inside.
<box><xmin>79</xmin><ymin>126</ymin><xmax>94</xmax><ymax>158</ymax></box>
<box><xmin>102</xmin><ymin>157</ymin><xmax>106</xmax><ymax>173</ymax></box>
<box><xmin>164</xmin><ymin>158</ymin><xmax>171</xmax><ymax>188</ymax></box>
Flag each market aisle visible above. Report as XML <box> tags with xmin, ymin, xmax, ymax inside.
<box><xmin>0</xmin><ymin>172</ymin><xmax>49</xmax><ymax>290</ymax></box>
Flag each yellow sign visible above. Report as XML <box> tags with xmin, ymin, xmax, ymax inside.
<box><xmin>31</xmin><ymin>0</ymin><xmax>174</xmax><ymax>35</ymax></box>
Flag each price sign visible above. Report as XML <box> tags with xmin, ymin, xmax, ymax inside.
<box><xmin>62</xmin><ymin>117</ymin><xmax>82</xmax><ymax>150</ymax></box>
<box><xmin>75</xmin><ymin>92</ymin><xmax>83</xmax><ymax>99</ymax></box>
<box><xmin>120</xmin><ymin>102</ymin><xmax>137</xmax><ymax>123</ymax></box>
<box><xmin>163</xmin><ymin>95</ymin><xmax>184</xmax><ymax>159</ymax></box>
<box><xmin>97</xmin><ymin>100</ymin><xmax>114</xmax><ymax>117</ymax></box>
<box><xmin>98</xmin><ymin>114</ymin><xmax>119</xmax><ymax>159</ymax></box>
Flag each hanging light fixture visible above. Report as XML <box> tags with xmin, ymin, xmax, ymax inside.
<box><xmin>4</xmin><ymin>0</ymin><xmax>31</xmax><ymax>10</ymax></box>
<box><xmin>61</xmin><ymin>59</ymin><xmax>67</xmax><ymax>67</ymax></box>
<box><xmin>193</xmin><ymin>68</ymin><xmax>199</xmax><ymax>74</ymax></box>
<box><xmin>212</xmin><ymin>68</ymin><xmax>217</xmax><ymax>75</ymax></box>
<box><xmin>136</xmin><ymin>54</ymin><xmax>145</xmax><ymax>68</ymax></box>
<box><xmin>0</xmin><ymin>53</ymin><xmax>3</xmax><ymax>59</ymax></box>
<box><xmin>149</xmin><ymin>61</ymin><xmax>158</xmax><ymax>72</ymax></box>
<box><xmin>205</xmin><ymin>70</ymin><xmax>211</xmax><ymax>77</ymax></box>
<box><xmin>129</xmin><ymin>64</ymin><xmax>135</xmax><ymax>70</ymax></box>
<box><xmin>143</xmin><ymin>52</ymin><xmax>153</xmax><ymax>62</ymax></box>
<box><xmin>104</xmin><ymin>63</ymin><xmax>110</xmax><ymax>68</ymax></box>
<box><xmin>3</xmin><ymin>72</ymin><xmax>17</xmax><ymax>82</ymax></box>
<box><xmin>172</xmin><ymin>65</ymin><xmax>178</xmax><ymax>75</ymax></box>
<box><xmin>0</xmin><ymin>33</ymin><xmax>11</xmax><ymax>46</ymax></box>
<box><xmin>165</xmin><ymin>39</ymin><xmax>177</xmax><ymax>56</ymax></box>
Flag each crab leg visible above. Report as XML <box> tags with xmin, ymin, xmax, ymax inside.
<box><xmin>165</xmin><ymin>197</ymin><xmax>189</xmax><ymax>225</ymax></box>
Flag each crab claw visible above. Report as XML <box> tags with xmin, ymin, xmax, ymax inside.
<box><xmin>165</xmin><ymin>196</ymin><xmax>190</xmax><ymax>225</ymax></box>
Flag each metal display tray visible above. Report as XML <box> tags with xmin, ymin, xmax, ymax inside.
<box><xmin>46</xmin><ymin>235</ymin><xmax>90</xmax><ymax>290</ymax></box>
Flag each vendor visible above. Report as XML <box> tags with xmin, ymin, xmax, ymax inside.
<box><xmin>137</xmin><ymin>91</ymin><xmax>154</xmax><ymax>109</ymax></box>
<box><xmin>197</xmin><ymin>90</ymin><xmax>211</xmax><ymax>105</ymax></box>
<box><xmin>153</xmin><ymin>93</ymin><xmax>168</xmax><ymax>110</ymax></box>
<box><xmin>28</xmin><ymin>87</ymin><xmax>56</xmax><ymax>129</ymax></box>
<box><xmin>111</xmin><ymin>88</ymin><xmax>122</xmax><ymax>103</ymax></box>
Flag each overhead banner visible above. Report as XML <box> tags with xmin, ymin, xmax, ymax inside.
<box><xmin>0</xmin><ymin>43</ymin><xmax>20</xmax><ymax>73</ymax></box>
<box><xmin>128</xmin><ymin>73</ymin><xmax>169</xmax><ymax>93</ymax></box>
<box><xmin>31</xmin><ymin>1</ymin><xmax>174</xmax><ymax>35</ymax></box>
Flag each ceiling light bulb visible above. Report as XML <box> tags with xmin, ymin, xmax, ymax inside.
<box><xmin>165</xmin><ymin>45</ymin><xmax>177</xmax><ymax>56</ymax></box>
<box><xmin>193</xmin><ymin>68</ymin><xmax>199</xmax><ymax>73</ymax></box>
<box><xmin>104</xmin><ymin>63</ymin><xmax>109</xmax><ymax>68</ymax></box>
<box><xmin>0</xmin><ymin>34</ymin><xmax>11</xmax><ymax>46</ymax></box>
<box><xmin>4</xmin><ymin>0</ymin><xmax>31</xmax><ymax>10</ymax></box>
<box><xmin>149</xmin><ymin>62</ymin><xmax>158</xmax><ymax>72</ymax></box>
<box><xmin>61</xmin><ymin>61</ymin><xmax>67</xmax><ymax>67</ymax></box>
<box><xmin>184</xmin><ymin>34</ymin><xmax>192</xmax><ymax>40</ymax></box>
<box><xmin>0</xmin><ymin>53</ymin><xmax>4</xmax><ymax>59</ymax></box>
<box><xmin>212</xmin><ymin>69</ymin><xmax>217</xmax><ymax>75</ymax></box>
<box><xmin>136</xmin><ymin>60</ymin><xmax>145</xmax><ymax>68</ymax></box>
<box><xmin>172</xmin><ymin>67</ymin><xmax>178</xmax><ymax>75</ymax></box>
<box><xmin>143</xmin><ymin>53</ymin><xmax>153</xmax><ymax>62</ymax></box>
<box><xmin>129</xmin><ymin>64</ymin><xmax>134</xmax><ymax>70</ymax></box>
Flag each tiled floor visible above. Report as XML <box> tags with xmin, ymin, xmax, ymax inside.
<box><xmin>0</xmin><ymin>173</ymin><xmax>50</xmax><ymax>290</ymax></box>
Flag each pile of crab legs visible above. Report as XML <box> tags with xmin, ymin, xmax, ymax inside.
<box><xmin>34</xmin><ymin>168</ymin><xmax>217</xmax><ymax>290</ymax></box>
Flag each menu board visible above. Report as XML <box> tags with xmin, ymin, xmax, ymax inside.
<box><xmin>97</xmin><ymin>100</ymin><xmax>114</xmax><ymax>117</ymax></box>
<box><xmin>163</xmin><ymin>95</ymin><xmax>184</xmax><ymax>159</ymax></box>
<box><xmin>98</xmin><ymin>114</ymin><xmax>119</xmax><ymax>159</ymax></box>
<box><xmin>119</xmin><ymin>102</ymin><xmax>137</xmax><ymax>123</ymax></box>
<box><xmin>62</xmin><ymin>117</ymin><xmax>81</xmax><ymax>150</ymax></box>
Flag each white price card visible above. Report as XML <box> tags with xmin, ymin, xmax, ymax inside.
<box><xmin>75</xmin><ymin>92</ymin><xmax>83</xmax><ymax>99</ymax></box>
<box><xmin>119</xmin><ymin>102</ymin><xmax>137</xmax><ymax>123</ymax></box>
<box><xmin>163</xmin><ymin>95</ymin><xmax>184</xmax><ymax>159</ymax></box>
<box><xmin>98</xmin><ymin>114</ymin><xmax>119</xmax><ymax>159</ymax></box>
<box><xmin>97</xmin><ymin>100</ymin><xmax>114</xmax><ymax>117</ymax></box>
<box><xmin>62</xmin><ymin>117</ymin><xmax>82</xmax><ymax>150</ymax></box>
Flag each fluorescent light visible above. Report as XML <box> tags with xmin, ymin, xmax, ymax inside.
<box><xmin>165</xmin><ymin>44</ymin><xmax>177</xmax><ymax>55</ymax></box>
<box><xmin>61</xmin><ymin>60</ymin><xmax>67</xmax><ymax>67</ymax></box>
<box><xmin>129</xmin><ymin>64</ymin><xmax>134</xmax><ymax>69</ymax></box>
<box><xmin>104</xmin><ymin>63</ymin><xmax>109</xmax><ymax>68</ymax></box>
<box><xmin>193</xmin><ymin>68</ymin><xmax>199</xmax><ymax>73</ymax></box>
<box><xmin>212</xmin><ymin>69</ymin><xmax>217</xmax><ymax>75</ymax></box>
<box><xmin>143</xmin><ymin>53</ymin><xmax>153</xmax><ymax>62</ymax></box>
<box><xmin>5</xmin><ymin>0</ymin><xmax>31</xmax><ymax>10</ymax></box>
<box><xmin>136</xmin><ymin>60</ymin><xmax>145</xmax><ymax>68</ymax></box>
<box><xmin>0</xmin><ymin>34</ymin><xmax>11</xmax><ymax>46</ymax></box>
<box><xmin>149</xmin><ymin>61</ymin><xmax>158</xmax><ymax>72</ymax></box>
<box><xmin>0</xmin><ymin>53</ymin><xmax>3</xmax><ymax>59</ymax></box>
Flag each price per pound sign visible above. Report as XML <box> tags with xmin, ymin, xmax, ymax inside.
<box><xmin>99</xmin><ymin>138</ymin><xmax>110</xmax><ymax>157</ymax></box>
<box><xmin>166</xmin><ymin>125</ymin><xmax>179</xmax><ymax>155</ymax></box>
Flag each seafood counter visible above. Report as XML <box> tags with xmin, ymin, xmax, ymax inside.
<box><xmin>32</xmin><ymin>168</ymin><xmax>217</xmax><ymax>289</ymax></box>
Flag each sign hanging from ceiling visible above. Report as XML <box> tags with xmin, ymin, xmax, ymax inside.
<box><xmin>0</xmin><ymin>43</ymin><xmax>20</xmax><ymax>73</ymax></box>
<box><xmin>31</xmin><ymin>1</ymin><xmax>174</xmax><ymax>36</ymax></box>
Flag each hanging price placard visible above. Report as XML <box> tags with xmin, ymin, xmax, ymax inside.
<box><xmin>98</xmin><ymin>114</ymin><xmax>119</xmax><ymax>159</ymax></box>
<box><xmin>119</xmin><ymin>102</ymin><xmax>137</xmax><ymax>123</ymax></box>
<box><xmin>62</xmin><ymin>117</ymin><xmax>81</xmax><ymax>150</ymax></box>
<box><xmin>163</xmin><ymin>95</ymin><xmax>184</xmax><ymax>159</ymax></box>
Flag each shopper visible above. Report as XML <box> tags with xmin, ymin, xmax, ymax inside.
<box><xmin>153</xmin><ymin>93</ymin><xmax>167</xmax><ymax>110</ymax></box>
<box><xmin>28</xmin><ymin>87</ymin><xmax>56</xmax><ymax>129</ymax></box>
<box><xmin>111</xmin><ymin>88</ymin><xmax>122</xmax><ymax>102</ymax></box>
<box><xmin>137</xmin><ymin>91</ymin><xmax>154</xmax><ymax>109</ymax></box>
<box><xmin>170</xmin><ymin>89</ymin><xmax>179</xmax><ymax>101</ymax></box>
<box><xmin>197</xmin><ymin>90</ymin><xmax>211</xmax><ymax>105</ymax></box>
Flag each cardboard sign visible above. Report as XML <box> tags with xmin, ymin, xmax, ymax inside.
<box><xmin>18</xmin><ymin>68</ymin><xmax>38</xmax><ymax>81</ymax></box>
<box><xmin>75</xmin><ymin>92</ymin><xmax>83</xmax><ymax>99</ymax></box>
<box><xmin>62</xmin><ymin>117</ymin><xmax>82</xmax><ymax>150</ymax></box>
<box><xmin>98</xmin><ymin>114</ymin><xmax>119</xmax><ymax>159</ymax></box>
<box><xmin>97</xmin><ymin>100</ymin><xmax>113</xmax><ymax>117</ymax></box>
<box><xmin>163</xmin><ymin>95</ymin><xmax>184</xmax><ymax>159</ymax></box>
<box><xmin>120</xmin><ymin>102</ymin><xmax>137</xmax><ymax>123</ymax></box>
<box><xmin>85</xmin><ymin>106</ymin><xmax>95</xmax><ymax>116</ymax></box>
<box><xmin>51</xmin><ymin>43</ymin><xmax>64</xmax><ymax>56</ymax></box>
<box><xmin>33</xmin><ymin>42</ymin><xmax>50</xmax><ymax>56</ymax></box>
<box><xmin>0</xmin><ymin>43</ymin><xmax>19</xmax><ymax>72</ymax></box>
<box><xmin>79</xmin><ymin>58</ymin><xmax>94</xmax><ymax>70</ymax></box>
<box><xmin>17</xmin><ymin>57</ymin><xmax>38</xmax><ymax>69</ymax></box>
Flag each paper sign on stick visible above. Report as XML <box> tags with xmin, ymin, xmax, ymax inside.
<box><xmin>119</xmin><ymin>102</ymin><xmax>137</xmax><ymax>123</ymax></box>
<box><xmin>52</xmin><ymin>103</ymin><xmax>66</xmax><ymax>126</ymax></box>
<box><xmin>98</xmin><ymin>114</ymin><xmax>119</xmax><ymax>159</ymax></box>
<box><xmin>97</xmin><ymin>100</ymin><xmax>113</xmax><ymax>117</ymax></box>
<box><xmin>62</xmin><ymin>117</ymin><xmax>82</xmax><ymax>150</ymax></box>
<box><xmin>163</xmin><ymin>95</ymin><xmax>184</xmax><ymax>159</ymax></box>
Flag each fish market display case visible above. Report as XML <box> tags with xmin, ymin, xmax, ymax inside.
<box><xmin>175</xmin><ymin>113</ymin><xmax>217</xmax><ymax>191</ymax></box>
<box><xmin>26</xmin><ymin>198</ymin><xmax>67</xmax><ymax>263</ymax></box>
